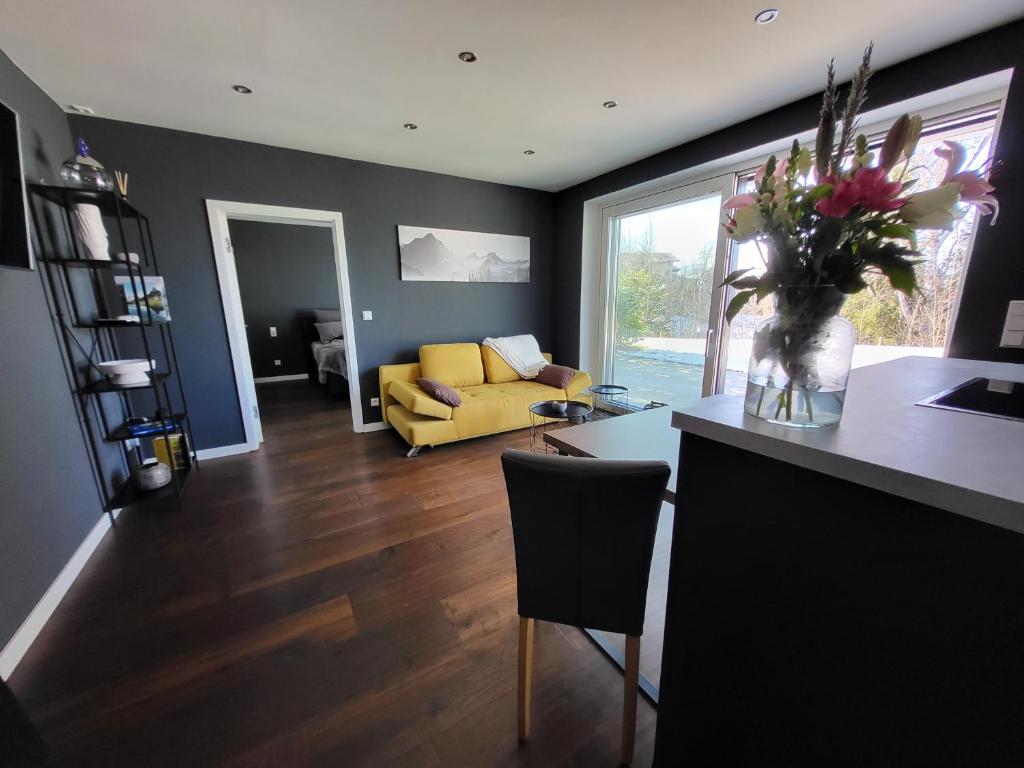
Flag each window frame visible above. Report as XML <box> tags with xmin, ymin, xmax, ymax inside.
<box><xmin>579</xmin><ymin>72</ymin><xmax>1011</xmax><ymax>389</ymax></box>
<box><xmin>599</xmin><ymin>173</ymin><xmax>736</xmax><ymax>400</ymax></box>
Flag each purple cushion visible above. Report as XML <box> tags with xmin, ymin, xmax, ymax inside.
<box><xmin>416</xmin><ymin>377</ymin><xmax>462</xmax><ymax>407</ymax></box>
<box><xmin>535</xmin><ymin>364</ymin><xmax>574</xmax><ymax>389</ymax></box>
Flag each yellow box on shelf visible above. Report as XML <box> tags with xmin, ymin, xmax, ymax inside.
<box><xmin>152</xmin><ymin>432</ymin><xmax>189</xmax><ymax>470</ymax></box>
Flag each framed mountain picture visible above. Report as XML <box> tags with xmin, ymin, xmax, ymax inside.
<box><xmin>114</xmin><ymin>275</ymin><xmax>171</xmax><ymax>322</ymax></box>
<box><xmin>398</xmin><ymin>225</ymin><xmax>529</xmax><ymax>283</ymax></box>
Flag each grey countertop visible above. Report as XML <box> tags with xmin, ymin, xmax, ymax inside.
<box><xmin>672</xmin><ymin>356</ymin><xmax>1024</xmax><ymax>534</ymax></box>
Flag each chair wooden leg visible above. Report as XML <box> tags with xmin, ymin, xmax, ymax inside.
<box><xmin>621</xmin><ymin>635</ymin><xmax>641</xmax><ymax>765</ymax></box>
<box><xmin>518</xmin><ymin>617</ymin><xmax>535</xmax><ymax>741</ymax></box>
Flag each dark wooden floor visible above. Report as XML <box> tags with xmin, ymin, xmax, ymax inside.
<box><xmin>9</xmin><ymin>380</ymin><xmax>657</xmax><ymax>767</ymax></box>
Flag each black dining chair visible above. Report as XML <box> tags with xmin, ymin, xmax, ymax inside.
<box><xmin>501</xmin><ymin>449</ymin><xmax>670</xmax><ymax>766</ymax></box>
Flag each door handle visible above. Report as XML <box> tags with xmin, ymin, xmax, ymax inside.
<box><xmin>704</xmin><ymin>327</ymin><xmax>715</xmax><ymax>358</ymax></box>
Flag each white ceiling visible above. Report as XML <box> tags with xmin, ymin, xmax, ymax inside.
<box><xmin>1</xmin><ymin>1</ymin><xmax>1021</xmax><ymax>191</ymax></box>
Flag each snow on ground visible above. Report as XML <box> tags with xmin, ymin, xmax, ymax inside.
<box><xmin>611</xmin><ymin>337</ymin><xmax>943</xmax><ymax>408</ymax></box>
<box><xmin>632</xmin><ymin>337</ymin><xmax>941</xmax><ymax>372</ymax></box>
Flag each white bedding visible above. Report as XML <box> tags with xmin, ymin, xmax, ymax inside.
<box><xmin>311</xmin><ymin>340</ymin><xmax>347</xmax><ymax>383</ymax></box>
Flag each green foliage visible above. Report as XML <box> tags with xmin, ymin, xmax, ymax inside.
<box><xmin>724</xmin><ymin>290</ymin><xmax>756</xmax><ymax>323</ymax></box>
<box><xmin>842</xmin><ymin>283</ymin><xmax>904</xmax><ymax>344</ymax></box>
<box><xmin>615</xmin><ymin>264</ymin><xmax>672</xmax><ymax>345</ymax></box>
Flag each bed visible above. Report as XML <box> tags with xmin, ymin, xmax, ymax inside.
<box><xmin>301</xmin><ymin>310</ymin><xmax>349</xmax><ymax>397</ymax></box>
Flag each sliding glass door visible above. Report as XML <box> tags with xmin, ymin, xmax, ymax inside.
<box><xmin>601</xmin><ymin>176</ymin><xmax>735</xmax><ymax>408</ymax></box>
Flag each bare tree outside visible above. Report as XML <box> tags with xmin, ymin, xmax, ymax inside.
<box><xmin>840</xmin><ymin>124</ymin><xmax>994</xmax><ymax>348</ymax></box>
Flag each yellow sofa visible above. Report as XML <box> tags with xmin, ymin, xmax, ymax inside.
<box><xmin>379</xmin><ymin>343</ymin><xmax>592</xmax><ymax>455</ymax></box>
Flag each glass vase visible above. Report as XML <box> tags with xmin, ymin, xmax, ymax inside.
<box><xmin>742</xmin><ymin>286</ymin><xmax>854</xmax><ymax>428</ymax></box>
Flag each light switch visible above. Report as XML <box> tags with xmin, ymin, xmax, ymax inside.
<box><xmin>274</xmin><ymin>359</ymin><xmax>282</xmax><ymax>366</ymax></box>
<box><xmin>370</xmin><ymin>397</ymin><xmax>380</xmax><ymax>407</ymax></box>
<box><xmin>1000</xmin><ymin>330</ymin><xmax>1024</xmax><ymax>348</ymax></box>
<box><xmin>362</xmin><ymin>310</ymin><xmax>373</xmax><ymax>321</ymax></box>
<box><xmin>1000</xmin><ymin>301</ymin><xmax>1024</xmax><ymax>347</ymax></box>
<box><xmin>269</xmin><ymin>326</ymin><xmax>277</xmax><ymax>337</ymax></box>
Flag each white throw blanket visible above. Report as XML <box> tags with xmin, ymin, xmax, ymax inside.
<box><xmin>482</xmin><ymin>335</ymin><xmax>547</xmax><ymax>379</ymax></box>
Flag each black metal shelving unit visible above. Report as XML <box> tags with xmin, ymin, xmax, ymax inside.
<box><xmin>28</xmin><ymin>184</ymin><xmax>198</xmax><ymax>521</ymax></box>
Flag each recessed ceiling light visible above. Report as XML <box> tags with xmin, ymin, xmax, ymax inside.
<box><xmin>603</xmin><ymin>100</ymin><xmax>618</xmax><ymax>109</ymax></box>
<box><xmin>458</xmin><ymin>51</ymin><xmax>478</xmax><ymax>63</ymax></box>
<box><xmin>66</xmin><ymin>104</ymin><xmax>96</xmax><ymax>115</ymax></box>
<box><xmin>754</xmin><ymin>8</ymin><xmax>780</xmax><ymax>24</ymax></box>
<box><xmin>232</xmin><ymin>84</ymin><xmax>252</xmax><ymax>94</ymax></box>
<box><xmin>523</xmin><ymin>149</ymin><xmax>535</xmax><ymax>155</ymax></box>
<box><xmin>403</xmin><ymin>123</ymin><xmax>418</xmax><ymax>130</ymax></box>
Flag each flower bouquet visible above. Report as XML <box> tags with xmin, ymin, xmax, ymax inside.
<box><xmin>721</xmin><ymin>44</ymin><xmax>998</xmax><ymax>427</ymax></box>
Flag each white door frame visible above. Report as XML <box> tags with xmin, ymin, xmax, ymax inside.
<box><xmin>205</xmin><ymin>200</ymin><xmax>365</xmax><ymax>448</ymax></box>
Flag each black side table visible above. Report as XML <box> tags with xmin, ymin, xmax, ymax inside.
<box><xmin>528</xmin><ymin>400</ymin><xmax>594</xmax><ymax>453</ymax></box>
<box><xmin>590</xmin><ymin>384</ymin><xmax>629</xmax><ymax>413</ymax></box>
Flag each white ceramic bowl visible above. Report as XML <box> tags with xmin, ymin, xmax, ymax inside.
<box><xmin>552</xmin><ymin>400</ymin><xmax>569</xmax><ymax>414</ymax></box>
<box><xmin>97</xmin><ymin>359</ymin><xmax>155</xmax><ymax>385</ymax></box>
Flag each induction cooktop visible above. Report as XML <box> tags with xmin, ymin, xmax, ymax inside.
<box><xmin>917</xmin><ymin>377</ymin><xmax>1024</xmax><ymax>422</ymax></box>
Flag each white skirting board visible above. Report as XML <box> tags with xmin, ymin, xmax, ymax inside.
<box><xmin>195</xmin><ymin>442</ymin><xmax>259</xmax><ymax>461</ymax></box>
<box><xmin>360</xmin><ymin>422</ymin><xmax>389</xmax><ymax>432</ymax></box>
<box><xmin>253</xmin><ymin>373</ymin><xmax>308</xmax><ymax>384</ymax></box>
<box><xmin>0</xmin><ymin>508</ymin><xmax>120</xmax><ymax>680</ymax></box>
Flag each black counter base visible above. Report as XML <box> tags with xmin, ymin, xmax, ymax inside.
<box><xmin>655</xmin><ymin>433</ymin><xmax>1024</xmax><ymax>767</ymax></box>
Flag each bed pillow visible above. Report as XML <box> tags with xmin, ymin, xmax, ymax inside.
<box><xmin>416</xmin><ymin>377</ymin><xmax>462</xmax><ymax>407</ymax></box>
<box><xmin>535</xmin><ymin>364</ymin><xmax>574</xmax><ymax>389</ymax></box>
<box><xmin>314</xmin><ymin>321</ymin><xmax>344</xmax><ymax>343</ymax></box>
<box><xmin>313</xmin><ymin>309</ymin><xmax>342</xmax><ymax>323</ymax></box>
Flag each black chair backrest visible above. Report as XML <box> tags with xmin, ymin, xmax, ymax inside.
<box><xmin>501</xmin><ymin>449</ymin><xmax>670</xmax><ymax>636</ymax></box>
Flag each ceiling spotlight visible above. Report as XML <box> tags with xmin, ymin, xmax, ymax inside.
<box><xmin>754</xmin><ymin>8</ymin><xmax>780</xmax><ymax>24</ymax></box>
<box><xmin>232</xmin><ymin>84</ymin><xmax>253</xmax><ymax>94</ymax></box>
<box><xmin>523</xmin><ymin>149</ymin><xmax>535</xmax><ymax>155</ymax></box>
<box><xmin>458</xmin><ymin>51</ymin><xmax>478</xmax><ymax>63</ymax></box>
<box><xmin>66</xmin><ymin>104</ymin><xmax>96</xmax><ymax>115</ymax></box>
<box><xmin>403</xmin><ymin>123</ymin><xmax>418</xmax><ymax>130</ymax></box>
<box><xmin>603</xmin><ymin>100</ymin><xmax>617</xmax><ymax>109</ymax></box>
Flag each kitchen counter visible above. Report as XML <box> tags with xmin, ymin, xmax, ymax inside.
<box><xmin>655</xmin><ymin>355</ymin><xmax>1024</xmax><ymax>766</ymax></box>
<box><xmin>672</xmin><ymin>356</ymin><xmax>1024</xmax><ymax>533</ymax></box>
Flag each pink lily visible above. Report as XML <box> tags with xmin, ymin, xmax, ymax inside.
<box><xmin>936</xmin><ymin>140</ymin><xmax>999</xmax><ymax>222</ymax></box>
<box><xmin>722</xmin><ymin>193</ymin><xmax>757</xmax><ymax>211</ymax></box>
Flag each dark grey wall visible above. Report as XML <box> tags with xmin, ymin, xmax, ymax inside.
<box><xmin>68</xmin><ymin>116</ymin><xmax>555</xmax><ymax>447</ymax></box>
<box><xmin>229</xmin><ymin>220</ymin><xmax>338</xmax><ymax>378</ymax></box>
<box><xmin>0</xmin><ymin>50</ymin><xmax>105</xmax><ymax>650</ymax></box>
<box><xmin>552</xmin><ymin>20</ymin><xmax>1024</xmax><ymax>367</ymax></box>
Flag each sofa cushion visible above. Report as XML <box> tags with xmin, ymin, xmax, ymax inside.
<box><xmin>416</xmin><ymin>377</ymin><xmax>462</xmax><ymax>407</ymax></box>
<box><xmin>535</xmin><ymin>364</ymin><xmax>574</xmax><ymax>389</ymax></box>
<box><xmin>481</xmin><ymin>345</ymin><xmax>521</xmax><ymax>384</ymax></box>
<box><xmin>387</xmin><ymin>405</ymin><xmax>459</xmax><ymax>447</ymax></box>
<box><xmin>565</xmin><ymin>370</ymin><xmax>593</xmax><ymax>401</ymax></box>
<box><xmin>419</xmin><ymin>343</ymin><xmax>484</xmax><ymax>388</ymax></box>
<box><xmin>388</xmin><ymin>380</ymin><xmax>454</xmax><ymax>420</ymax></box>
<box><xmin>453</xmin><ymin>380</ymin><xmax>566</xmax><ymax>438</ymax></box>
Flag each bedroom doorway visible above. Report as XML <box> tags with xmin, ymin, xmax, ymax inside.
<box><xmin>206</xmin><ymin>201</ymin><xmax>363</xmax><ymax>450</ymax></box>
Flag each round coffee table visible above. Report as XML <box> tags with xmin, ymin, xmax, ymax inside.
<box><xmin>589</xmin><ymin>383</ymin><xmax>629</xmax><ymax>413</ymax></box>
<box><xmin>528</xmin><ymin>399</ymin><xmax>595</xmax><ymax>453</ymax></box>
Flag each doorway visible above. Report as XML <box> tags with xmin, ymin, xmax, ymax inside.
<box><xmin>205</xmin><ymin>201</ymin><xmax>364</xmax><ymax>450</ymax></box>
<box><xmin>601</xmin><ymin>175</ymin><xmax>734</xmax><ymax>409</ymax></box>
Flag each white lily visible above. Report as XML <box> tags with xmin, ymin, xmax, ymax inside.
<box><xmin>900</xmin><ymin>183</ymin><xmax>962</xmax><ymax>230</ymax></box>
<box><xmin>730</xmin><ymin>205</ymin><xmax>763</xmax><ymax>242</ymax></box>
